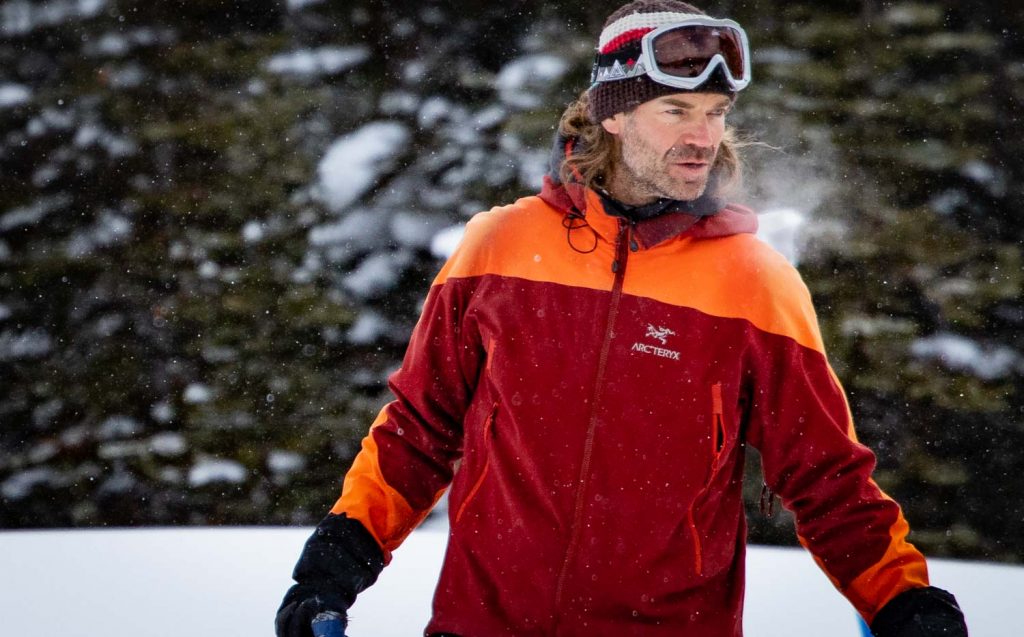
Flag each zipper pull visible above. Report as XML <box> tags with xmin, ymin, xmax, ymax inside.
<box><xmin>611</xmin><ymin>221</ymin><xmax>631</xmax><ymax>273</ymax></box>
<box><xmin>626</xmin><ymin>220</ymin><xmax>638</xmax><ymax>252</ymax></box>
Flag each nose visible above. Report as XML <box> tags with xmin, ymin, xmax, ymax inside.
<box><xmin>677</xmin><ymin>119</ymin><xmax>714</xmax><ymax>149</ymax></box>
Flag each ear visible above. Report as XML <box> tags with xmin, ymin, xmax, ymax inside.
<box><xmin>601</xmin><ymin>113</ymin><xmax>625</xmax><ymax>135</ymax></box>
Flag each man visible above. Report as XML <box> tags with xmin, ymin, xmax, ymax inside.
<box><xmin>276</xmin><ymin>2</ymin><xmax>969</xmax><ymax>635</ymax></box>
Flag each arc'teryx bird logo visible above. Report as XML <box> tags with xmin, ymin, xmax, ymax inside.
<box><xmin>631</xmin><ymin>324</ymin><xmax>681</xmax><ymax>361</ymax></box>
<box><xmin>645</xmin><ymin>324</ymin><xmax>676</xmax><ymax>345</ymax></box>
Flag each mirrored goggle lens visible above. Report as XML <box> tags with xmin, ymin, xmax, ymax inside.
<box><xmin>651</xmin><ymin>25</ymin><xmax>747</xmax><ymax>80</ymax></box>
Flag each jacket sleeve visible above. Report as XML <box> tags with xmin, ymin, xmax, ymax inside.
<box><xmin>743</xmin><ymin>262</ymin><xmax>929</xmax><ymax>625</ymax></box>
<box><xmin>328</xmin><ymin>217</ymin><xmax>492</xmax><ymax>563</ymax></box>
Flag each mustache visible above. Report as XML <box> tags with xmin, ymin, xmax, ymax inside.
<box><xmin>665</xmin><ymin>144</ymin><xmax>716</xmax><ymax>162</ymax></box>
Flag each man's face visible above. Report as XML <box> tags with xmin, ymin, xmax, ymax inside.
<box><xmin>601</xmin><ymin>92</ymin><xmax>732</xmax><ymax>204</ymax></box>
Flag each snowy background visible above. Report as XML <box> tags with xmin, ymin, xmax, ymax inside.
<box><xmin>2</xmin><ymin>0</ymin><xmax>1023</xmax><ymax>605</ymax></box>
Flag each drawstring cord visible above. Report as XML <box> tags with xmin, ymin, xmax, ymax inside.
<box><xmin>560</xmin><ymin>137</ymin><xmax>599</xmax><ymax>254</ymax></box>
<box><xmin>562</xmin><ymin>208</ymin><xmax>598</xmax><ymax>254</ymax></box>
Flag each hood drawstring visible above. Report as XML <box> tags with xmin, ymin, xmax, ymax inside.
<box><xmin>559</xmin><ymin>137</ymin><xmax>600</xmax><ymax>255</ymax></box>
<box><xmin>562</xmin><ymin>207</ymin><xmax>598</xmax><ymax>254</ymax></box>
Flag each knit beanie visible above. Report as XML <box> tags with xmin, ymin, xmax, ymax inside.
<box><xmin>587</xmin><ymin>0</ymin><xmax>736</xmax><ymax>123</ymax></box>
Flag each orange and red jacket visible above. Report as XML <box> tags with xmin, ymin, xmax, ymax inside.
<box><xmin>330</xmin><ymin>174</ymin><xmax>929</xmax><ymax>636</ymax></box>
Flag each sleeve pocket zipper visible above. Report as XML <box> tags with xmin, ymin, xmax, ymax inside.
<box><xmin>690</xmin><ymin>382</ymin><xmax>728</xmax><ymax>577</ymax></box>
<box><xmin>711</xmin><ymin>382</ymin><xmax>726</xmax><ymax>464</ymax></box>
<box><xmin>454</xmin><ymin>402</ymin><xmax>498</xmax><ymax>525</ymax></box>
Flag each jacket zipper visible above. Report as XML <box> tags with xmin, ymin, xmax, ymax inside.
<box><xmin>454</xmin><ymin>402</ymin><xmax>498</xmax><ymax>525</ymax></box>
<box><xmin>553</xmin><ymin>220</ymin><xmax>632</xmax><ymax>631</ymax></box>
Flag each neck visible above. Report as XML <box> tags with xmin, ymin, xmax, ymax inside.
<box><xmin>602</xmin><ymin>168</ymin><xmax>661</xmax><ymax>207</ymax></box>
<box><xmin>594</xmin><ymin>168</ymin><xmax>726</xmax><ymax>223</ymax></box>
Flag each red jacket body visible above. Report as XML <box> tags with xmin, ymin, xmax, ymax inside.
<box><xmin>331</xmin><ymin>177</ymin><xmax>928</xmax><ymax>636</ymax></box>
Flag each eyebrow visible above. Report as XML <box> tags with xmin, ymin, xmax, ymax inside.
<box><xmin>660</xmin><ymin>97</ymin><xmax>733</xmax><ymax>110</ymax></box>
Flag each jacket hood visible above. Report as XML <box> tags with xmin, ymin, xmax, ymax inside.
<box><xmin>539</xmin><ymin>131</ymin><xmax>758</xmax><ymax>249</ymax></box>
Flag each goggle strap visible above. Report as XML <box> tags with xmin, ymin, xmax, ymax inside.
<box><xmin>591</xmin><ymin>57</ymin><xmax>651</xmax><ymax>84</ymax></box>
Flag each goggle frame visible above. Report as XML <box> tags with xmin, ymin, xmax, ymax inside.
<box><xmin>591</xmin><ymin>17</ymin><xmax>752</xmax><ymax>92</ymax></box>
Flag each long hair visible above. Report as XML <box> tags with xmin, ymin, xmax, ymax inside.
<box><xmin>556</xmin><ymin>91</ymin><xmax>745</xmax><ymax>201</ymax></box>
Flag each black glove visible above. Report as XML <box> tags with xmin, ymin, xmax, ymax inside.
<box><xmin>276</xmin><ymin>587</ymin><xmax>349</xmax><ymax>637</ymax></box>
<box><xmin>870</xmin><ymin>586</ymin><xmax>967</xmax><ymax>637</ymax></box>
<box><xmin>275</xmin><ymin>513</ymin><xmax>385</xmax><ymax>637</ymax></box>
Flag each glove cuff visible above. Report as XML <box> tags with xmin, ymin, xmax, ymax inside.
<box><xmin>870</xmin><ymin>586</ymin><xmax>967</xmax><ymax>637</ymax></box>
<box><xmin>291</xmin><ymin>513</ymin><xmax>385</xmax><ymax>608</ymax></box>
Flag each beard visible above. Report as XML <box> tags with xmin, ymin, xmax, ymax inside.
<box><xmin>613</xmin><ymin>119</ymin><xmax>719</xmax><ymax>203</ymax></box>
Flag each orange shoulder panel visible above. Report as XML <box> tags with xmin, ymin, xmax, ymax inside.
<box><xmin>432</xmin><ymin>196</ymin><xmax>616</xmax><ymax>292</ymax></box>
<box><xmin>434</xmin><ymin>197</ymin><xmax>824</xmax><ymax>353</ymax></box>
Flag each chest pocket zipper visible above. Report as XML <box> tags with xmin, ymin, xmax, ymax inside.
<box><xmin>454</xmin><ymin>402</ymin><xmax>498</xmax><ymax>525</ymax></box>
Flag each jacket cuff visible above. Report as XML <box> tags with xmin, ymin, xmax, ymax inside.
<box><xmin>870</xmin><ymin>586</ymin><xmax>967</xmax><ymax>637</ymax></box>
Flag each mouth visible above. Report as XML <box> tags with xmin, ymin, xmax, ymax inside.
<box><xmin>671</xmin><ymin>161</ymin><xmax>710</xmax><ymax>178</ymax></box>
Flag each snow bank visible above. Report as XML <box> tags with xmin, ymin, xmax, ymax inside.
<box><xmin>183</xmin><ymin>383</ymin><xmax>214</xmax><ymax>404</ymax></box>
<box><xmin>495</xmin><ymin>54</ymin><xmax>570</xmax><ymax>109</ymax></box>
<box><xmin>286</xmin><ymin>0</ymin><xmax>325</xmax><ymax>10</ymax></box>
<box><xmin>343</xmin><ymin>250</ymin><xmax>412</xmax><ymax>300</ymax></box>
<box><xmin>346</xmin><ymin>310</ymin><xmax>390</xmax><ymax>345</ymax></box>
<box><xmin>0</xmin><ymin>328</ymin><xmax>53</xmax><ymax>362</ymax></box>
<box><xmin>265</xmin><ymin>45</ymin><xmax>371</xmax><ymax>79</ymax></box>
<box><xmin>0</xmin><ymin>83</ymin><xmax>31</xmax><ymax>108</ymax></box>
<box><xmin>1</xmin><ymin>0</ymin><xmax>106</xmax><ymax>37</ymax></box>
<box><xmin>911</xmin><ymin>332</ymin><xmax>1024</xmax><ymax>380</ymax></box>
<box><xmin>430</xmin><ymin>224</ymin><xmax>466</xmax><ymax>259</ymax></box>
<box><xmin>188</xmin><ymin>457</ymin><xmax>248</xmax><ymax>487</ymax></box>
<box><xmin>316</xmin><ymin>122</ymin><xmax>410</xmax><ymax>213</ymax></box>
<box><xmin>0</xmin><ymin>526</ymin><xmax>1015</xmax><ymax>636</ymax></box>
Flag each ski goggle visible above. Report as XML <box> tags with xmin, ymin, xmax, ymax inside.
<box><xmin>590</xmin><ymin>17</ymin><xmax>751</xmax><ymax>92</ymax></box>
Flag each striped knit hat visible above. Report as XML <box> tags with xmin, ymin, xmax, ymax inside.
<box><xmin>587</xmin><ymin>0</ymin><xmax>736</xmax><ymax>123</ymax></box>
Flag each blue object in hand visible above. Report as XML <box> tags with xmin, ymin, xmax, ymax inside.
<box><xmin>311</xmin><ymin>611</ymin><xmax>346</xmax><ymax>637</ymax></box>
